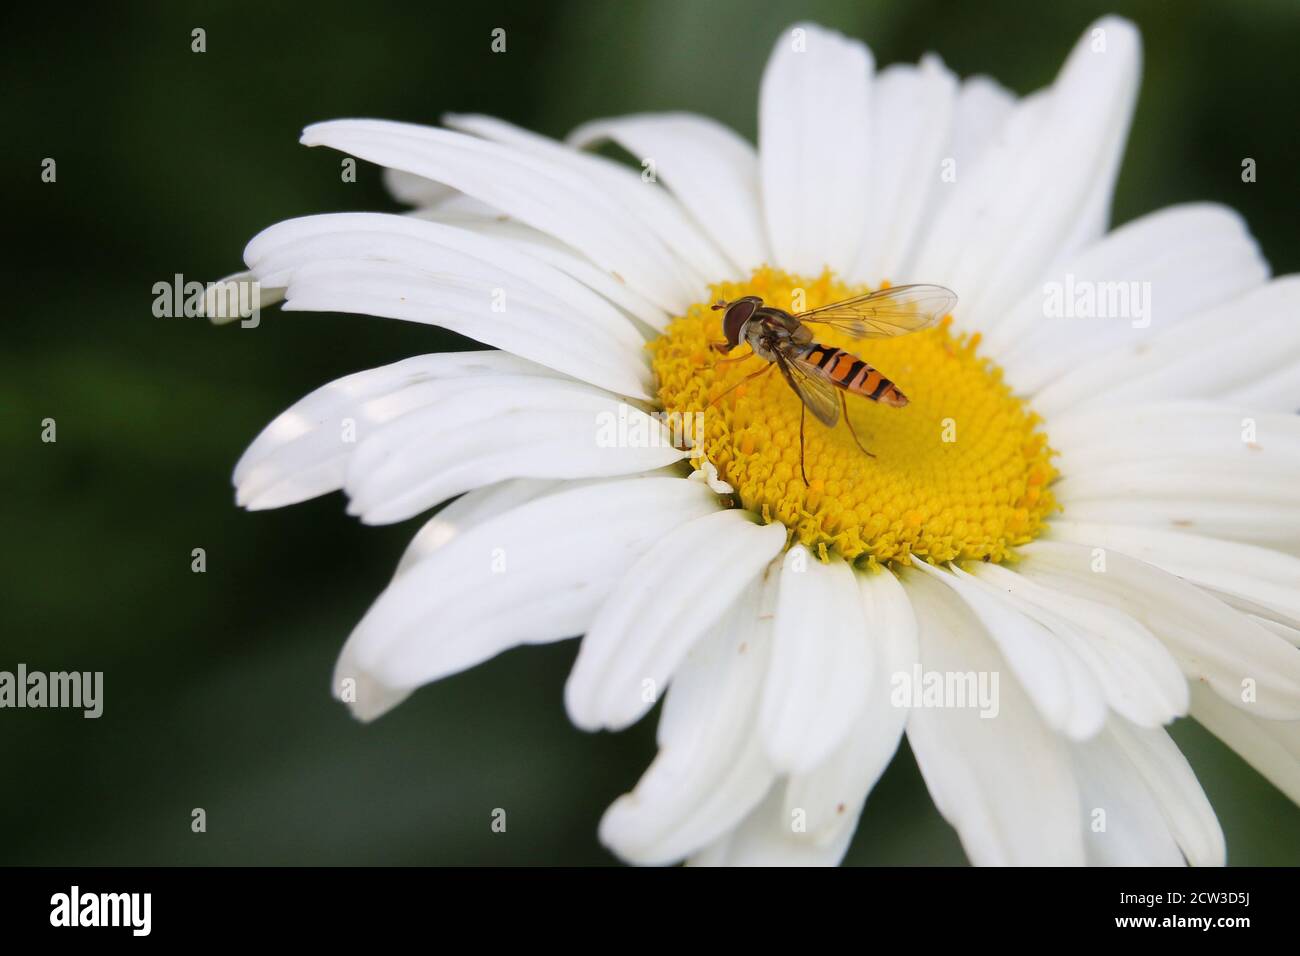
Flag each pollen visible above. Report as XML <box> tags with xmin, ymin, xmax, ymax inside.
<box><xmin>650</xmin><ymin>267</ymin><xmax>1059</xmax><ymax>568</ymax></box>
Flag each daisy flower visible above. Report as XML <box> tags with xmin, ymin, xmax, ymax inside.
<box><xmin>211</xmin><ymin>16</ymin><xmax>1300</xmax><ymax>866</ymax></box>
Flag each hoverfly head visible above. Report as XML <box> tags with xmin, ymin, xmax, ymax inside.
<box><xmin>713</xmin><ymin>296</ymin><xmax>761</xmax><ymax>353</ymax></box>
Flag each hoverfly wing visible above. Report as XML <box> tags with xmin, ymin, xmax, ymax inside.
<box><xmin>774</xmin><ymin>347</ymin><xmax>841</xmax><ymax>427</ymax></box>
<box><xmin>794</xmin><ymin>284</ymin><xmax>957</xmax><ymax>340</ymax></box>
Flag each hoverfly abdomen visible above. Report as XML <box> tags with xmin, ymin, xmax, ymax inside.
<box><xmin>800</xmin><ymin>344</ymin><xmax>909</xmax><ymax>408</ymax></box>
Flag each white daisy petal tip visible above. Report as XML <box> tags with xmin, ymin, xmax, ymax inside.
<box><xmin>903</xmin><ymin>568</ymin><xmax>1088</xmax><ymax>865</ymax></box>
<box><xmin>911</xmin><ymin>559</ymin><xmax>1109</xmax><ymax>742</ymax></box>
<box><xmin>564</xmin><ymin>509</ymin><xmax>783</xmax><ymax>733</ymax></box>
<box><xmin>331</xmin><ymin>641</ymin><xmax>413</xmax><ymax>723</ymax></box>
<box><xmin>1020</xmin><ymin>540</ymin><xmax>1300</xmax><ymax>721</ymax></box>
<box><xmin>596</xmin><ymin>572</ymin><xmax>778</xmax><ymax>865</ymax></box>
<box><xmin>759</xmin><ymin>546</ymin><xmax>873</xmax><ymax>774</ymax></box>
<box><xmin>200</xmin><ymin>270</ymin><xmax>285</xmax><ymax>326</ymax></box>
<box><xmin>760</xmin><ymin>22</ymin><xmax>874</xmax><ymax>277</ymax></box>
<box><xmin>963</xmin><ymin>557</ymin><xmax>1189</xmax><ymax>729</ymax></box>
<box><xmin>688</xmin><ymin>458</ymin><xmax>735</xmax><ymax>494</ymax></box>
<box><xmin>353</xmin><ymin>476</ymin><xmax>723</xmax><ymax>702</ymax></box>
<box><xmin>1059</xmin><ymin>14</ymin><xmax>1142</xmax><ymax>99</ymax></box>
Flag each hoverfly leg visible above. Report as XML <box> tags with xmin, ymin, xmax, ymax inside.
<box><xmin>707</xmin><ymin>361</ymin><xmax>774</xmax><ymax>410</ymax></box>
<box><xmin>840</xmin><ymin>392</ymin><xmax>876</xmax><ymax>459</ymax></box>
<box><xmin>713</xmin><ymin>347</ymin><xmax>756</xmax><ymax>366</ymax></box>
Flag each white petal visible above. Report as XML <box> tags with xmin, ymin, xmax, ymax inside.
<box><xmin>335</xmin><ymin>477</ymin><xmax>568</xmax><ymax>720</ymax></box>
<box><xmin>1047</xmin><ymin>403</ymin><xmax>1300</xmax><ymax>548</ymax></box>
<box><xmin>1050</xmin><ymin>502</ymin><xmax>1300</xmax><ymax>554</ymax></box>
<box><xmin>689</xmin><ymin>783</ymin><xmax>853</xmax><ymax>867</ymax></box>
<box><xmin>987</xmin><ymin>204</ymin><xmax>1267</xmax><ymax>390</ymax></box>
<box><xmin>759</xmin><ymin>23</ymin><xmax>873</xmax><ymax>276</ymax></box>
<box><xmin>947</xmin><ymin>75</ymin><xmax>1016</xmax><ymax>178</ymax></box>
<box><xmin>248</xmin><ymin>213</ymin><xmax>645</xmax><ymax>352</ymax></box>
<box><xmin>599</xmin><ymin>573</ymin><xmax>777</xmax><ymax>864</ymax></box>
<box><xmin>655</xmin><ymin>568</ymin><xmax>777</xmax><ymax>750</ymax></box>
<box><xmin>201</xmin><ymin>269</ymin><xmax>284</xmax><ymax>325</ymax></box>
<box><xmin>1072</xmin><ymin>727</ymin><xmax>1184</xmax><ymax>866</ymax></box>
<box><xmin>1072</xmin><ymin>717</ymin><xmax>1222</xmax><ymax>867</ymax></box>
<box><xmin>1190</xmin><ymin>681</ymin><xmax>1300</xmax><ymax>804</ymax></box>
<box><xmin>343</xmin><ymin>380</ymin><xmax>688</xmax><ymax>524</ymax></box>
<box><xmin>851</xmin><ymin>55</ymin><xmax>957</xmax><ymax>283</ymax></box>
<box><xmin>234</xmin><ymin>351</ymin><xmax>561</xmax><ymax>510</ymax></box>
<box><xmin>284</xmin><ymin>263</ymin><xmax>654</xmax><ymax>402</ymax></box>
<box><xmin>418</xmin><ymin>213</ymin><xmax>670</xmax><ymax>331</ymax></box>
<box><xmin>445</xmin><ymin>113</ymin><xmax>735</xmax><ymax>284</ymax></box>
<box><xmin>783</xmin><ymin>569</ymin><xmax>917</xmax><ymax>843</ymax></box>
<box><xmin>688</xmin><ymin>458</ymin><xmax>734</xmax><ymax>494</ymax></box>
<box><xmin>381</xmin><ymin>167</ymin><xmax>453</xmax><ymax>206</ymax></box>
<box><xmin>913</xmin><ymin>561</ymin><xmax>1107</xmax><ymax>739</ymax></box>
<box><xmin>417</xmin><ymin>191</ymin><xmax>502</xmax><ymax>219</ymax></box>
<box><xmin>759</xmin><ymin>548</ymin><xmax>872</xmax><ymax>773</ymax></box>
<box><xmin>1251</xmin><ymin>615</ymin><xmax>1300</xmax><ymax>648</ymax></box>
<box><xmin>300</xmin><ymin>119</ymin><xmax>701</xmax><ymax>312</ymax></box>
<box><xmin>1103</xmin><ymin>718</ymin><xmax>1226</xmax><ymax>866</ymax></box>
<box><xmin>568</xmin><ymin>112</ymin><xmax>769</xmax><ymax>274</ymax></box>
<box><xmin>565</xmin><ymin>510</ymin><xmax>786</xmax><ymax>731</ymax></box>
<box><xmin>1224</xmin><ymin>356</ymin><xmax>1300</xmax><ymax>411</ymax></box>
<box><xmin>964</xmin><ymin>560</ymin><xmax>1186</xmax><ymax>727</ymax></box>
<box><xmin>338</xmin><ymin>475</ymin><xmax>720</xmax><ymax>719</ymax></box>
<box><xmin>1048</xmin><ymin>520</ymin><xmax>1300</xmax><ymax>631</ymax></box>
<box><xmin>1054</xmin><ymin>462</ymin><xmax>1298</xmax><ymax>510</ymax></box>
<box><xmin>1050</xmin><ymin>402</ymin><xmax>1300</xmax><ymax>473</ymax></box>
<box><xmin>902</xmin><ymin>568</ymin><xmax>1085</xmax><ymax>865</ymax></box>
<box><xmin>245</xmin><ymin>212</ymin><xmax>652</xmax><ymax>398</ymax></box>
<box><xmin>394</xmin><ymin>478</ymin><xmax>566</xmax><ymax>576</ymax></box>
<box><xmin>912</xmin><ymin>16</ymin><xmax>1140</xmax><ymax>335</ymax></box>
<box><xmin>1019</xmin><ymin>540</ymin><xmax>1300</xmax><ymax>719</ymax></box>
<box><xmin>1034</xmin><ymin>276</ymin><xmax>1300</xmax><ymax>418</ymax></box>
<box><xmin>332</xmin><ymin>640</ymin><xmax>414</xmax><ymax>723</ymax></box>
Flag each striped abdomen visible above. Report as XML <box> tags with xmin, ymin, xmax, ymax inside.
<box><xmin>801</xmin><ymin>342</ymin><xmax>909</xmax><ymax>408</ymax></box>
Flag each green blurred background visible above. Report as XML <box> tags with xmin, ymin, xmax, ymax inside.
<box><xmin>4</xmin><ymin>0</ymin><xmax>1298</xmax><ymax>865</ymax></box>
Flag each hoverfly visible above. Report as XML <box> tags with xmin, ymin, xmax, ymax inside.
<box><xmin>709</xmin><ymin>284</ymin><xmax>958</xmax><ymax>484</ymax></box>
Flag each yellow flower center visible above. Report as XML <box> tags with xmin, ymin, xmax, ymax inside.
<box><xmin>650</xmin><ymin>268</ymin><xmax>1058</xmax><ymax>568</ymax></box>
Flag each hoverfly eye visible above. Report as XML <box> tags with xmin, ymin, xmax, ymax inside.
<box><xmin>722</xmin><ymin>299</ymin><xmax>758</xmax><ymax>346</ymax></box>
